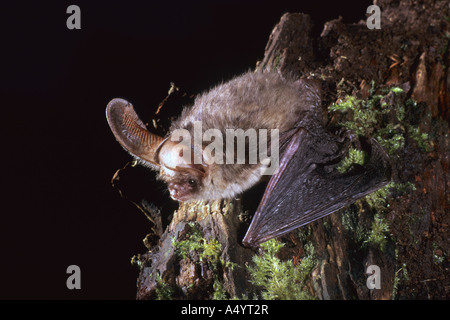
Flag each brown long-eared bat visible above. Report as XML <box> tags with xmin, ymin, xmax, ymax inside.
<box><xmin>106</xmin><ymin>71</ymin><xmax>391</xmax><ymax>247</ymax></box>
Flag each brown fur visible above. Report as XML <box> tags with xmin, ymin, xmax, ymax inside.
<box><xmin>161</xmin><ymin>70</ymin><xmax>322</xmax><ymax>200</ymax></box>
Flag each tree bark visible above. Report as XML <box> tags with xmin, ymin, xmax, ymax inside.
<box><xmin>126</xmin><ymin>0</ymin><xmax>449</xmax><ymax>299</ymax></box>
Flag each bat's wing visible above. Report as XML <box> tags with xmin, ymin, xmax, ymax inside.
<box><xmin>242</xmin><ymin>128</ymin><xmax>391</xmax><ymax>247</ymax></box>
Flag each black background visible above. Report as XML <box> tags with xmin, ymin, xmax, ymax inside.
<box><xmin>1</xmin><ymin>0</ymin><xmax>372</xmax><ymax>299</ymax></box>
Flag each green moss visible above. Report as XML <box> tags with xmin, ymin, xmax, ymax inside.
<box><xmin>212</xmin><ymin>280</ymin><xmax>228</xmax><ymax>300</ymax></box>
<box><xmin>337</xmin><ymin>148</ymin><xmax>367</xmax><ymax>173</ymax></box>
<box><xmin>172</xmin><ymin>223</ymin><xmax>222</xmax><ymax>264</ymax></box>
<box><xmin>341</xmin><ymin>181</ymin><xmax>414</xmax><ymax>252</ymax></box>
<box><xmin>155</xmin><ymin>274</ymin><xmax>174</xmax><ymax>300</ymax></box>
<box><xmin>329</xmin><ymin>86</ymin><xmax>432</xmax><ymax>155</ymax></box>
<box><xmin>407</xmin><ymin>125</ymin><xmax>432</xmax><ymax>152</ymax></box>
<box><xmin>361</xmin><ymin>181</ymin><xmax>416</xmax><ymax>212</ymax></box>
<box><xmin>341</xmin><ymin>206</ymin><xmax>368</xmax><ymax>244</ymax></box>
<box><xmin>392</xmin><ymin>262</ymin><xmax>409</xmax><ymax>299</ymax></box>
<box><xmin>247</xmin><ymin>239</ymin><xmax>316</xmax><ymax>300</ymax></box>
<box><xmin>329</xmin><ymin>95</ymin><xmax>381</xmax><ymax>137</ymax></box>
<box><xmin>172</xmin><ymin>222</ymin><xmax>236</xmax><ymax>299</ymax></box>
<box><xmin>329</xmin><ymin>86</ymin><xmax>428</xmax><ymax>252</ymax></box>
<box><xmin>273</xmin><ymin>50</ymin><xmax>282</xmax><ymax>70</ymax></box>
<box><xmin>296</xmin><ymin>225</ymin><xmax>312</xmax><ymax>243</ymax></box>
<box><xmin>363</xmin><ymin>182</ymin><xmax>393</xmax><ymax>212</ymax></box>
<box><xmin>364</xmin><ymin>213</ymin><xmax>391</xmax><ymax>252</ymax></box>
<box><xmin>389</xmin><ymin>87</ymin><xmax>404</xmax><ymax>94</ymax></box>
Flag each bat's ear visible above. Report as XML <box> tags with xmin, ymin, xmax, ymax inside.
<box><xmin>106</xmin><ymin>98</ymin><xmax>166</xmax><ymax>166</ymax></box>
<box><xmin>293</xmin><ymin>78</ymin><xmax>322</xmax><ymax>96</ymax></box>
<box><xmin>293</xmin><ymin>78</ymin><xmax>323</xmax><ymax>118</ymax></box>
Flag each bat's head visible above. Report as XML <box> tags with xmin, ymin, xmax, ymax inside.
<box><xmin>157</xmin><ymin>140</ymin><xmax>207</xmax><ymax>201</ymax></box>
<box><xmin>106</xmin><ymin>98</ymin><xmax>208</xmax><ymax>202</ymax></box>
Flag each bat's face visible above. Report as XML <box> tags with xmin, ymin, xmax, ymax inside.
<box><xmin>157</xmin><ymin>141</ymin><xmax>206</xmax><ymax>201</ymax></box>
<box><xmin>163</xmin><ymin>171</ymin><xmax>202</xmax><ymax>201</ymax></box>
<box><xmin>156</xmin><ymin>140</ymin><xmax>198</xmax><ymax>201</ymax></box>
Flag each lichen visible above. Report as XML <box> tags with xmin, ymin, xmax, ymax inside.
<box><xmin>247</xmin><ymin>239</ymin><xmax>316</xmax><ymax>300</ymax></box>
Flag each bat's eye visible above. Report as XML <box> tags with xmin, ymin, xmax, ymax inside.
<box><xmin>188</xmin><ymin>179</ymin><xmax>196</xmax><ymax>186</ymax></box>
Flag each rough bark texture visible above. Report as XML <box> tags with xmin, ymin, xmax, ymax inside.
<box><xmin>121</xmin><ymin>0</ymin><xmax>448</xmax><ymax>299</ymax></box>
<box><xmin>134</xmin><ymin>200</ymin><xmax>255</xmax><ymax>299</ymax></box>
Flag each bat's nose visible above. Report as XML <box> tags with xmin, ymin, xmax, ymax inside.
<box><xmin>169</xmin><ymin>183</ymin><xmax>181</xmax><ymax>198</ymax></box>
<box><xmin>169</xmin><ymin>186</ymin><xmax>178</xmax><ymax>199</ymax></box>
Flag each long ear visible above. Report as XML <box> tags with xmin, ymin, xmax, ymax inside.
<box><xmin>106</xmin><ymin>98</ymin><xmax>166</xmax><ymax>166</ymax></box>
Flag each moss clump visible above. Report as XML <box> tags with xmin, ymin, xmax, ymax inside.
<box><xmin>172</xmin><ymin>223</ymin><xmax>222</xmax><ymax>264</ymax></box>
<box><xmin>212</xmin><ymin>280</ymin><xmax>228</xmax><ymax>300</ymax></box>
<box><xmin>364</xmin><ymin>213</ymin><xmax>391</xmax><ymax>252</ymax></box>
<box><xmin>392</xmin><ymin>261</ymin><xmax>409</xmax><ymax>299</ymax></box>
<box><xmin>336</xmin><ymin>147</ymin><xmax>367</xmax><ymax>173</ymax></box>
<box><xmin>407</xmin><ymin>124</ymin><xmax>432</xmax><ymax>152</ymax></box>
<box><xmin>329</xmin><ymin>95</ymin><xmax>379</xmax><ymax>137</ymax></box>
<box><xmin>363</xmin><ymin>181</ymin><xmax>416</xmax><ymax>212</ymax></box>
<box><xmin>172</xmin><ymin>222</ymin><xmax>236</xmax><ymax>299</ymax></box>
<box><xmin>247</xmin><ymin>239</ymin><xmax>316</xmax><ymax>300</ymax></box>
<box><xmin>330</xmin><ymin>86</ymin><xmax>430</xmax><ymax>252</ymax></box>
<box><xmin>340</xmin><ymin>181</ymin><xmax>416</xmax><ymax>252</ymax></box>
<box><xmin>341</xmin><ymin>206</ymin><xmax>368</xmax><ymax>244</ymax></box>
<box><xmin>329</xmin><ymin>86</ymin><xmax>433</xmax><ymax>155</ymax></box>
<box><xmin>155</xmin><ymin>274</ymin><xmax>174</xmax><ymax>300</ymax></box>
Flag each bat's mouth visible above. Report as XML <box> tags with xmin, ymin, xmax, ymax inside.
<box><xmin>169</xmin><ymin>193</ymin><xmax>190</xmax><ymax>202</ymax></box>
<box><xmin>168</xmin><ymin>184</ymin><xmax>192</xmax><ymax>202</ymax></box>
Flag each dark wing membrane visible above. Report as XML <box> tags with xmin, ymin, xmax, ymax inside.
<box><xmin>242</xmin><ymin>128</ymin><xmax>391</xmax><ymax>247</ymax></box>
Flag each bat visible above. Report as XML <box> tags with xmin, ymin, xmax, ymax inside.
<box><xmin>106</xmin><ymin>71</ymin><xmax>391</xmax><ymax>247</ymax></box>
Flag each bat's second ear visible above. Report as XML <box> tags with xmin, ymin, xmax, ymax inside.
<box><xmin>293</xmin><ymin>78</ymin><xmax>322</xmax><ymax>113</ymax></box>
<box><xmin>293</xmin><ymin>78</ymin><xmax>322</xmax><ymax>94</ymax></box>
